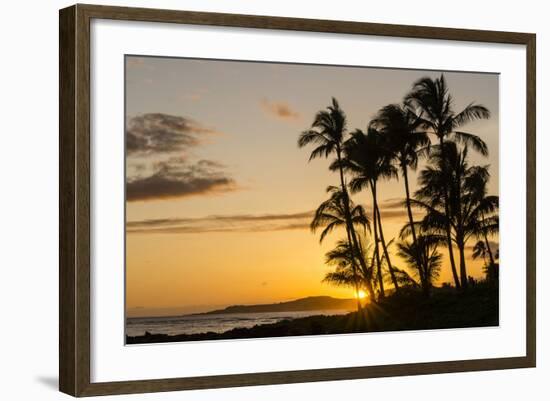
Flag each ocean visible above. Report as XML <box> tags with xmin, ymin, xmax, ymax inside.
<box><xmin>126</xmin><ymin>309</ymin><xmax>352</xmax><ymax>337</ymax></box>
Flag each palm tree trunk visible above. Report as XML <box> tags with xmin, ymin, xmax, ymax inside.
<box><xmin>484</xmin><ymin>235</ymin><xmax>495</xmax><ymax>268</ymax></box>
<box><xmin>355</xmin><ymin>236</ymin><xmax>376</xmax><ymax>302</ymax></box>
<box><xmin>453</xmin><ymin>164</ymin><xmax>469</xmax><ymax>289</ymax></box>
<box><xmin>478</xmin><ymin>248</ymin><xmax>489</xmax><ymax>269</ymax></box>
<box><xmin>342</xmin><ymin>215</ymin><xmax>362</xmax><ymax>308</ymax></box>
<box><xmin>371</xmin><ymin>184</ymin><xmax>385</xmax><ymax>299</ymax></box>
<box><xmin>444</xmin><ymin>216</ymin><xmax>460</xmax><ymax>289</ymax></box>
<box><xmin>375</xmin><ymin>201</ymin><xmax>399</xmax><ymax>293</ymax></box>
<box><xmin>346</xmin><ymin>225</ymin><xmax>372</xmax><ymax>311</ymax></box>
<box><xmin>438</xmin><ymin>138</ymin><xmax>461</xmax><ymax>290</ymax></box>
<box><xmin>345</xmin><ymin>228</ymin><xmax>362</xmax><ymax>312</ymax></box>
<box><xmin>484</xmin><ymin>234</ymin><xmax>497</xmax><ymax>282</ymax></box>
<box><xmin>481</xmin><ymin>214</ymin><xmax>497</xmax><ymax>282</ymax></box>
<box><xmin>457</xmin><ymin>237</ymin><xmax>469</xmax><ymax>288</ymax></box>
<box><xmin>336</xmin><ymin>148</ymin><xmax>373</xmax><ymax>302</ymax></box>
<box><xmin>403</xmin><ymin>167</ymin><xmax>430</xmax><ymax>295</ymax></box>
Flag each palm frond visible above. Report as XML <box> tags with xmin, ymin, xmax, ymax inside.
<box><xmin>452</xmin><ymin>103</ymin><xmax>490</xmax><ymax>128</ymax></box>
<box><xmin>453</xmin><ymin>131</ymin><xmax>489</xmax><ymax>156</ymax></box>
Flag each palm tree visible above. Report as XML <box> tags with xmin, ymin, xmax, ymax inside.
<box><xmin>459</xmin><ymin>163</ymin><xmax>498</xmax><ymax>287</ymax></box>
<box><xmin>298</xmin><ymin>98</ymin><xmax>373</xmax><ymax>297</ymax></box>
<box><xmin>406</xmin><ymin>74</ymin><xmax>490</xmax><ymax>289</ymax></box>
<box><xmin>323</xmin><ymin>236</ymin><xmax>375</xmax><ymax>305</ymax></box>
<box><xmin>413</xmin><ymin>142</ymin><xmax>498</xmax><ymax>288</ymax></box>
<box><xmin>377</xmin><ymin>237</ymin><xmax>419</xmax><ymax>289</ymax></box>
<box><xmin>477</xmin><ymin>215</ymin><xmax>499</xmax><ymax>282</ymax></box>
<box><xmin>340</xmin><ymin>127</ymin><xmax>400</xmax><ymax>297</ymax></box>
<box><xmin>463</xmin><ymin>164</ymin><xmax>500</xmax><ymax>283</ymax></box>
<box><xmin>470</xmin><ymin>207</ymin><xmax>499</xmax><ymax>283</ymax></box>
<box><xmin>310</xmin><ymin>186</ymin><xmax>373</xmax><ymax>304</ymax></box>
<box><xmin>385</xmin><ymin>266</ymin><xmax>419</xmax><ymax>289</ymax></box>
<box><xmin>472</xmin><ymin>240</ymin><xmax>487</xmax><ymax>259</ymax></box>
<box><xmin>396</xmin><ymin>233</ymin><xmax>444</xmax><ymax>295</ymax></box>
<box><xmin>472</xmin><ymin>240</ymin><xmax>499</xmax><ymax>281</ymax></box>
<box><xmin>472</xmin><ymin>240</ymin><xmax>489</xmax><ymax>264</ymax></box>
<box><xmin>310</xmin><ymin>186</ymin><xmax>370</xmax><ymax>243</ymax></box>
<box><xmin>371</xmin><ymin>103</ymin><xmax>430</xmax><ymax>287</ymax></box>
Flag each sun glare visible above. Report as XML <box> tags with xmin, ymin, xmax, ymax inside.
<box><xmin>356</xmin><ymin>290</ymin><xmax>368</xmax><ymax>299</ymax></box>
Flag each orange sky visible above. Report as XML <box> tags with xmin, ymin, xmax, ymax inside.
<box><xmin>125</xmin><ymin>56</ymin><xmax>499</xmax><ymax>317</ymax></box>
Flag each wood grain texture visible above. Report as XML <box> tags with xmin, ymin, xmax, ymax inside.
<box><xmin>60</xmin><ymin>5</ymin><xmax>92</xmax><ymax>396</ymax></box>
<box><xmin>78</xmin><ymin>356</ymin><xmax>533</xmax><ymax>396</ymax></box>
<box><xmin>78</xmin><ymin>3</ymin><xmax>533</xmax><ymax>44</ymax></box>
<box><xmin>525</xmin><ymin>34</ymin><xmax>536</xmax><ymax>367</ymax></box>
<box><xmin>59</xmin><ymin>5</ymin><xmax>76</xmax><ymax>396</ymax></box>
<box><xmin>59</xmin><ymin>3</ymin><xmax>536</xmax><ymax>397</ymax></box>
<box><xmin>75</xmin><ymin>4</ymin><xmax>92</xmax><ymax>396</ymax></box>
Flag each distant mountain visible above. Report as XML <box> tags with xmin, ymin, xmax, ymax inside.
<box><xmin>198</xmin><ymin>296</ymin><xmax>356</xmax><ymax>315</ymax></box>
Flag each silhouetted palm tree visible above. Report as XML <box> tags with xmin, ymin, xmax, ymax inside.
<box><xmin>414</xmin><ymin>142</ymin><xmax>498</xmax><ymax>288</ymax></box>
<box><xmin>463</xmin><ymin>162</ymin><xmax>499</xmax><ymax>283</ymax></box>
<box><xmin>472</xmin><ymin>240</ymin><xmax>489</xmax><ymax>264</ymax></box>
<box><xmin>323</xmin><ymin>235</ymin><xmax>375</xmax><ymax>306</ymax></box>
<box><xmin>471</xmin><ymin>211</ymin><xmax>499</xmax><ymax>282</ymax></box>
<box><xmin>385</xmin><ymin>266</ymin><xmax>419</xmax><ymax>289</ymax></box>
<box><xmin>405</xmin><ymin>74</ymin><xmax>490</xmax><ymax>154</ymax></box>
<box><xmin>340</xmin><ymin>128</ymin><xmax>400</xmax><ymax>297</ymax></box>
<box><xmin>406</xmin><ymin>74</ymin><xmax>490</xmax><ymax>289</ymax></box>
<box><xmin>377</xmin><ymin>237</ymin><xmax>419</xmax><ymax>289</ymax></box>
<box><xmin>298</xmin><ymin>98</ymin><xmax>373</xmax><ymax>296</ymax></box>
<box><xmin>472</xmin><ymin>241</ymin><xmax>495</xmax><ymax>281</ymax></box>
<box><xmin>310</xmin><ymin>186</ymin><xmax>369</xmax><ymax>242</ymax></box>
<box><xmin>311</xmin><ymin>186</ymin><xmax>373</xmax><ymax>305</ymax></box>
<box><xmin>477</xmin><ymin>216</ymin><xmax>499</xmax><ymax>282</ymax></box>
<box><xmin>371</xmin><ymin>103</ymin><xmax>430</xmax><ymax>288</ymax></box>
<box><xmin>396</xmin><ymin>233</ymin><xmax>444</xmax><ymax>295</ymax></box>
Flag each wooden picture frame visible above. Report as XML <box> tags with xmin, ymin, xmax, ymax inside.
<box><xmin>59</xmin><ymin>3</ymin><xmax>536</xmax><ymax>397</ymax></box>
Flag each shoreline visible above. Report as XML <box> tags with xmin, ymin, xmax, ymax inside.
<box><xmin>126</xmin><ymin>286</ymin><xmax>498</xmax><ymax>344</ymax></box>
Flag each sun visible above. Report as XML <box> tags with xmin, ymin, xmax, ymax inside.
<box><xmin>356</xmin><ymin>289</ymin><xmax>368</xmax><ymax>299</ymax></box>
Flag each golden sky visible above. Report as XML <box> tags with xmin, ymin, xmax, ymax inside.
<box><xmin>125</xmin><ymin>56</ymin><xmax>499</xmax><ymax>317</ymax></box>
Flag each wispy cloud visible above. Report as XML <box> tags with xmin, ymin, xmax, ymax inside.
<box><xmin>126</xmin><ymin>57</ymin><xmax>145</xmax><ymax>68</ymax></box>
<box><xmin>179</xmin><ymin>88</ymin><xmax>209</xmax><ymax>102</ymax></box>
<box><xmin>126</xmin><ymin>113</ymin><xmax>218</xmax><ymax>155</ymax></box>
<box><xmin>127</xmin><ymin>211</ymin><xmax>314</xmax><ymax>234</ymax></box>
<box><xmin>379</xmin><ymin>198</ymin><xmax>406</xmax><ymax>209</ymax></box>
<box><xmin>126</xmin><ymin>200</ymin><xmax>413</xmax><ymax>234</ymax></box>
<box><xmin>261</xmin><ymin>99</ymin><xmax>301</xmax><ymax>121</ymax></box>
<box><xmin>375</xmin><ymin>198</ymin><xmax>408</xmax><ymax>221</ymax></box>
<box><xmin>127</xmin><ymin>158</ymin><xmax>238</xmax><ymax>202</ymax></box>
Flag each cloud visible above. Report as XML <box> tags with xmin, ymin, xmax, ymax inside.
<box><xmin>379</xmin><ymin>198</ymin><xmax>406</xmax><ymax>209</ymax></box>
<box><xmin>126</xmin><ymin>57</ymin><xmax>145</xmax><ymax>67</ymax></box>
<box><xmin>378</xmin><ymin>209</ymin><xmax>410</xmax><ymax>220</ymax></box>
<box><xmin>127</xmin><ymin>211</ymin><xmax>314</xmax><ymax>234</ymax></box>
<box><xmin>125</xmin><ymin>113</ymin><xmax>236</xmax><ymax>201</ymax></box>
<box><xmin>125</xmin><ymin>199</ymin><xmax>415</xmax><ymax>233</ymax></box>
<box><xmin>261</xmin><ymin>99</ymin><xmax>300</xmax><ymax>121</ymax></box>
<box><xmin>126</xmin><ymin>157</ymin><xmax>237</xmax><ymax>201</ymax></box>
<box><xmin>180</xmin><ymin>88</ymin><xmax>209</xmax><ymax>102</ymax></box>
<box><xmin>375</xmin><ymin>198</ymin><xmax>424</xmax><ymax>221</ymax></box>
<box><xmin>126</xmin><ymin>113</ymin><xmax>218</xmax><ymax>155</ymax></box>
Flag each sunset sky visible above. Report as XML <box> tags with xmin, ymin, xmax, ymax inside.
<box><xmin>125</xmin><ymin>56</ymin><xmax>499</xmax><ymax>317</ymax></box>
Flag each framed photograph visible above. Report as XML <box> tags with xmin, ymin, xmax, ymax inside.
<box><xmin>59</xmin><ymin>4</ymin><xmax>536</xmax><ymax>397</ymax></box>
